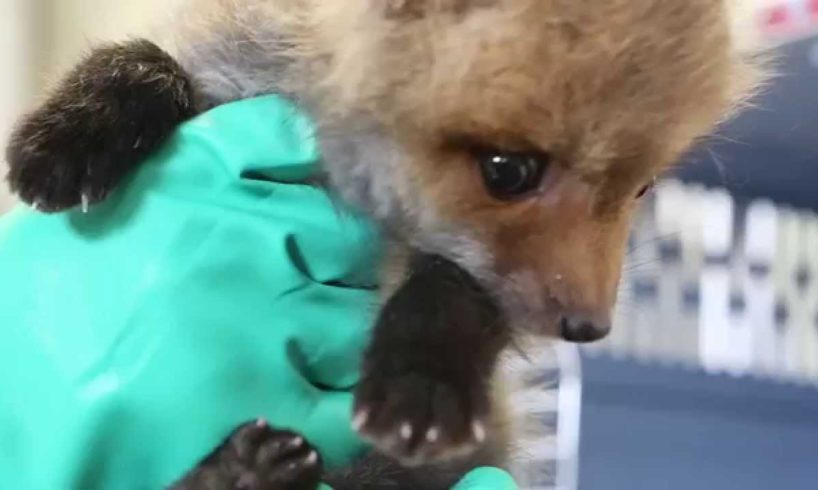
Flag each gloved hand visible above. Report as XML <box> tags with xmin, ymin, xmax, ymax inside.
<box><xmin>0</xmin><ymin>95</ymin><xmax>517</xmax><ymax>489</ymax></box>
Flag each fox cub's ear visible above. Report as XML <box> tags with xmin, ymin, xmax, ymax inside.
<box><xmin>381</xmin><ymin>0</ymin><xmax>496</xmax><ymax>20</ymax></box>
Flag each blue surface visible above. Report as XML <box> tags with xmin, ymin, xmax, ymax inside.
<box><xmin>578</xmin><ymin>356</ymin><xmax>818</xmax><ymax>490</ymax></box>
<box><xmin>677</xmin><ymin>35</ymin><xmax>818</xmax><ymax>211</ymax></box>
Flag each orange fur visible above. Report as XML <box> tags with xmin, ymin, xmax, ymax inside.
<box><xmin>306</xmin><ymin>0</ymin><xmax>762</xmax><ymax>332</ymax></box>
<box><xmin>166</xmin><ymin>0</ymin><xmax>764</xmax><ymax>334</ymax></box>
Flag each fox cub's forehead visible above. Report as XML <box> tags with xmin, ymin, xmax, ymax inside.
<box><xmin>373</xmin><ymin>1</ymin><xmax>742</xmax><ymax>158</ymax></box>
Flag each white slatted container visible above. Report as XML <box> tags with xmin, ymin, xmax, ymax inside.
<box><xmin>586</xmin><ymin>180</ymin><xmax>818</xmax><ymax>387</ymax></box>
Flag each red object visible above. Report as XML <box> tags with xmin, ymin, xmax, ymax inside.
<box><xmin>758</xmin><ymin>1</ymin><xmax>818</xmax><ymax>43</ymax></box>
<box><xmin>809</xmin><ymin>0</ymin><xmax>818</xmax><ymax>17</ymax></box>
<box><xmin>763</xmin><ymin>4</ymin><xmax>791</xmax><ymax>29</ymax></box>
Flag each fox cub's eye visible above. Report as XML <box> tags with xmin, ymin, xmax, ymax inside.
<box><xmin>635</xmin><ymin>178</ymin><xmax>656</xmax><ymax>199</ymax></box>
<box><xmin>475</xmin><ymin>149</ymin><xmax>550</xmax><ymax>200</ymax></box>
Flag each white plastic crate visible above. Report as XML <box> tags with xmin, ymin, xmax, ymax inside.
<box><xmin>587</xmin><ymin>179</ymin><xmax>818</xmax><ymax>386</ymax></box>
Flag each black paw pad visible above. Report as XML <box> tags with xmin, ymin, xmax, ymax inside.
<box><xmin>353</xmin><ymin>370</ymin><xmax>490</xmax><ymax>467</ymax></box>
<box><xmin>352</xmin><ymin>254</ymin><xmax>507</xmax><ymax>467</ymax></box>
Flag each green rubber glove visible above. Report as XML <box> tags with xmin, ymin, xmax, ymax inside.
<box><xmin>0</xmin><ymin>95</ymin><xmax>517</xmax><ymax>489</ymax></box>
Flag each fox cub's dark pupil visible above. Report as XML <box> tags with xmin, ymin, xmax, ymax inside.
<box><xmin>635</xmin><ymin>181</ymin><xmax>654</xmax><ymax>199</ymax></box>
<box><xmin>478</xmin><ymin>152</ymin><xmax>548</xmax><ymax>199</ymax></box>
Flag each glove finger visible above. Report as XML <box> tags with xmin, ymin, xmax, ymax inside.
<box><xmin>452</xmin><ymin>467</ymin><xmax>519</xmax><ymax>490</ymax></box>
<box><xmin>283</xmin><ymin>285</ymin><xmax>378</xmax><ymax>390</ymax></box>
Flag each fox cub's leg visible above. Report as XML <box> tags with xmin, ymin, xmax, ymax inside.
<box><xmin>5</xmin><ymin>39</ymin><xmax>195</xmax><ymax>211</ymax></box>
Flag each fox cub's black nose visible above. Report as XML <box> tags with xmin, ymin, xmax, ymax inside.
<box><xmin>559</xmin><ymin>314</ymin><xmax>611</xmax><ymax>343</ymax></box>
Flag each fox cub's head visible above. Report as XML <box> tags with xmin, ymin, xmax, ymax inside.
<box><xmin>305</xmin><ymin>0</ymin><xmax>762</xmax><ymax>341</ymax></box>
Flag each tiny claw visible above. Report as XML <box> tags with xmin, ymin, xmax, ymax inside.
<box><xmin>400</xmin><ymin>422</ymin><xmax>413</xmax><ymax>441</ymax></box>
<box><xmin>81</xmin><ymin>193</ymin><xmax>90</xmax><ymax>213</ymax></box>
<box><xmin>352</xmin><ymin>410</ymin><xmax>369</xmax><ymax>431</ymax></box>
<box><xmin>472</xmin><ymin>421</ymin><xmax>486</xmax><ymax>443</ymax></box>
<box><xmin>255</xmin><ymin>418</ymin><xmax>268</xmax><ymax>428</ymax></box>
<box><xmin>426</xmin><ymin>426</ymin><xmax>440</xmax><ymax>443</ymax></box>
<box><xmin>288</xmin><ymin>436</ymin><xmax>304</xmax><ymax>449</ymax></box>
<box><xmin>304</xmin><ymin>450</ymin><xmax>318</xmax><ymax>466</ymax></box>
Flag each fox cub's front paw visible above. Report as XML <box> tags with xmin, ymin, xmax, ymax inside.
<box><xmin>201</xmin><ymin>420</ymin><xmax>323</xmax><ymax>490</ymax></box>
<box><xmin>5</xmin><ymin>39</ymin><xmax>195</xmax><ymax>212</ymax></box>
<box><xmin>353</xmin><ymin>362</ymin><xmax>492</xmax><ymax>467</ymax></box>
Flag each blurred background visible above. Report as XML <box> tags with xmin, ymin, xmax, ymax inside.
<box><xmin>1</xmin><ymin>0</ymin><xmax>818</xmax><ymax>489</ymax></box>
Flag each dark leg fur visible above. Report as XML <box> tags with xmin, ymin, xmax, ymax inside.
<box><xmin>5</xmin><ymin>39</ymin><xmax>195</xmax><ymax>211</ymax></box>
<box><xmin>352</xmin><ymin>254</ymin><xmax>510</xmax><ymax>466</ymax></box>
<box><xmin>324</xmin><ymin>442</ymin><xmax>506</xmax><ymax>490</ymax></box>
<box><xmin>171</xmin><ymin>420</ymin><xmax>323</xmax><ymax>490</ymax></box>
<box><xmin>173</xmin><ymin>421</ymin><xmax>502</xmax><ymax>490</ymax></box>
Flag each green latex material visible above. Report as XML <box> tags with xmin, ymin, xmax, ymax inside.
<box><xmin>0</xmin><ymin>95</ymin><xmax>516</xmax><ymax>489</ymax></box>
<box><xmin>452</xmin><ymin>467</ymin><xmax>519</xmax><ymax>490</ymax></box>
